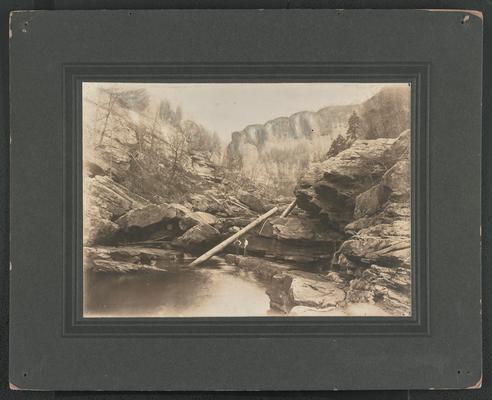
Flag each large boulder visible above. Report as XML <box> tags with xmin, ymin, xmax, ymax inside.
<box><xmin>116</xmin><ymin>203</ymin><xmax>181</xmax><ymax>231</ymax></box>
<box><xmin>178</xmin><ymin>211</ymin><xmax>218</xmax><ymax>231</ymax></box>
<box><xmin>237</xmin><ymin>191</ymin><xmax>266</xmax><ymax>213</ymax></box>
<box><xmin>317</xmin><ymin>138</ymin><xmax>397</xmax><ymax>190</ymax></box>
<box><xmin>290</xmin><ymin>277</ymin><xmax>345</xmax><ymax>308</ymax></box>
<box><xmin>174</xmin><ymin>223</ymin><xmax>221</xmax><ymax>252</ymax></box>
<box><xmin>116</xmin><ymin>202</ymin><xmax>218</xmax><ymax>233</ymax></box>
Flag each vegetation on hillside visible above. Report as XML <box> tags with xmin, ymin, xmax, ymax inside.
<box><xmin>84</xmin><ymin>87</ymin><xmax>222</xmax><ymax>202</ymax></box>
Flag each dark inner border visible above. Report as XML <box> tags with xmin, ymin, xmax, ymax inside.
<box><xmin>63</xmin><ymin>63</ymin><xmax>430</xmax><ymax>337</ymax></box>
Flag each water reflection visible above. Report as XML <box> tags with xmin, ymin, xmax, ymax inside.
<box><xmin>84</xmin><ymin>257</ymin><xmax>273</xmax><ymax>317</ymax></box>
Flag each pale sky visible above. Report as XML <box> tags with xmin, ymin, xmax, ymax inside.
<box><xmin>83</xmin><ymin>82</ymin><xmax>409</xmax><ymax>141</ymax></box>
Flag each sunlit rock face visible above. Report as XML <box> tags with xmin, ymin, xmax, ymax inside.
<box><xmin>227</xmin><ymin>106</ymin><xmax>353</xmax><ymax>153</ymax></box>
<box><xmin>294</xmin><ymin>129</ymin><xmax>411</xmax><ymax>316</ymax></box>
<box><xmin>224</xmin><ymin>105</ymin><xmax>357</xmax><ymax>195</ymax></box>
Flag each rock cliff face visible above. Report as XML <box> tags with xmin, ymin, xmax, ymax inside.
<box><xmin>224</xmin><ymin>86</ymin><xmax>410</xmax><ymax>196</ymax></box>
<box><xmin>225</xmin><ymin>105</ymin><xmax>356</xmax><ymax>164</ymax></box>
<box><xmin>294</xmin><ymin>129</ymin><xmax>411</xmax><ymax>315</ymax></box>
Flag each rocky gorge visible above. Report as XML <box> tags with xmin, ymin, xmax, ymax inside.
<box><xmin>83</xmin><ymin>84</ymin><xmax>411</xmax><ymax>317</ymax></box>
<box><xmin>84</xmin><ymin>129</ymin><xmax>411</xmax><ymax>317</ymax></box>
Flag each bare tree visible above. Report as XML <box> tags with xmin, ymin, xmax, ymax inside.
<box><xmin>98</xmin><ymin>90</ymin><xmax>116</xmax><ymax>146</ymax></box>
<box><xmin>167</xmin><ymin>128</ymin><xmax>188</xmax><ymax>183</ymax></box>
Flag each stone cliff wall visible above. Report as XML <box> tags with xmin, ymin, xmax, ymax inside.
<box><xmin>294</xmin><ymin>129</ymin><xmax>411</xmax><ymax>315</ymax></box>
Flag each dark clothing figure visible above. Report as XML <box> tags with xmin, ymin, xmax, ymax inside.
<box><xmin>234</xmin><ymin>239</ymin><xmax>242</xmax><ymax>255</ymax></box>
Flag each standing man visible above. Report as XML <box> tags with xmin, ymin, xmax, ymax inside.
<box><xmin>234</xmin><ymin>239</ymin><xmax>242</xmax><ymax>255</ymax></box>
<box><xmin>243</xmin><ymin>238</ymin><xmax>249</xmax><ymax>257</ymax></box>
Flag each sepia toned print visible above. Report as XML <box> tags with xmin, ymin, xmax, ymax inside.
<box><xmin>82</xmin><ymin>82</ymin><xmax>411</xmax><ymax>317</ymax></box>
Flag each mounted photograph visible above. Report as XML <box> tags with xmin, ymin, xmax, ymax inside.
<box><xmin>82</xmin><ymin>82</ymin><xmax>412</xmax><ymax>318</ymax></box>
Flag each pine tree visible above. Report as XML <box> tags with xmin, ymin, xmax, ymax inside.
<box><xmin>326</xmin><ymin>111</ymin><xmax>362</xmax><ymax>158</ymax></box>
<box><xmin>346</xmin><ymin>111</ymin><xmax>362</xmax><ymax>141</ymax></box>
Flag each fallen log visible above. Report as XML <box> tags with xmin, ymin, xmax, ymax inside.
<box><xmin>280</xmin><ymin>199</ymin><xmax>297</xmax><ymax>217</ymax></box>
<box><xmin>189</xmin><ymin>206</ymin><xmax>279</xmax><ymax>266</ymax></box>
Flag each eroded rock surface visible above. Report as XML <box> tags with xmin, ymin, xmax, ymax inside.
<box><xmin>83</xmin><ymin>246</ymin><xmax>181</xmax><ymax>273</ymax></box>
<box><xmin>294</xmin><ymin>129</ymin><xmax>411</xmax><ymax>316</ymax></box>
<box><xmin>84</xmin><ymin>176</ymin><xmax>149</xmax><ymax>245</ymax></box>
<box><xmin>242</xmin><ymin>215</ymin><xmax>343</xmax><ymax>263</ymax></box>
<box><xmin>294</xmin><ymin>135</ymin><xmax>406</xmax><ymax>225</ymax></box>
<box><xmin>225</xmin><ymin>255</ymin><xmax>345</xmax><ymax>313</ymax></box>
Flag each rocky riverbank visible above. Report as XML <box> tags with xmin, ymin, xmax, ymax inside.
<box><xmin>225</xmin><ymin>254</ymin><xmax>345</xmax><ymax>314</ymax></box>
<box><xmin>84</xmin><ymin>128</ymin><xmax>411</xmax><ymax>316</ymax></box>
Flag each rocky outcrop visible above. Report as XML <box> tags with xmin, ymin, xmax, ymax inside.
<box><xmin>294</xmin><ymin>134</ymin><xmax>408</xmax><ymax>226</ymax></box>
<box><xmin>84</xmin><ymin>151</ymin><xmax>278</xmax><ymax>251</ymax></box>
<box><xmin>83</xmin><ymin>246</ymin><xmax>184</xmax><ymax>273</ymax></box>
<box><xmin>115</xmin><ymin>202</ymin><xmax>215</xmax><ymax>231</ymax></box>
<box><xmin>225</xmin><ymin>255</ymin><xmax>345</xmax><ymax>313</ymax></box>
<box><xmin>294</xmin><ymin>129</ymin><xmax>411</xmax><ymax>316</ymax></box>
<box><xmin>344</xmin><ymin>265</ymin><xmax>411</xmax><ymax>315</ymax></box>
<box><xmin>242</xmin><ymin>215</ymin><xmax>344</xmax><ymax>264</ymax></box>
<box><xmin>113</xmin><ymin>202</ymin><xmax>222</xmax><ymax>246</ymax></box>
<box><xmin>83</xmin><ymin>175</ymin><xmax>149</xmax><ymax>245</ymax></box>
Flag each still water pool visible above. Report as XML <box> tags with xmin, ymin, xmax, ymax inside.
<box><xmin>83</xmin><ymin>256</ymin><xmax>276</xmax><ymax>317</ymax></box>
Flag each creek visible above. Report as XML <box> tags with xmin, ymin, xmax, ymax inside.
<box><xmin>83</xmin><ymin>252</ymin><xmax>279</xmax><ymax>317</ymax></box>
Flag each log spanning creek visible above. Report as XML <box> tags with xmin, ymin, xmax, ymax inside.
<box><xmin>83</xmin><ymin>246</ymin><xmax>392</xmax><ymax>317</ymax></box>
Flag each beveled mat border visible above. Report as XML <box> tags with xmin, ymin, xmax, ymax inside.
<box><xmin>62</xmin><ymin>63</ymin><xmax>430</xmax><ymax>337</ymax></box>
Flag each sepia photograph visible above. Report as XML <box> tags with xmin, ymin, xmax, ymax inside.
<box><xmin>82</xmin><ymin>82</ymin><xmax>412</xmax><ymax>318</ymax></box>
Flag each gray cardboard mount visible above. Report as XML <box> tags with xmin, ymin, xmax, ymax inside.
<box><xmin>9</xmin><ymin>9</ymin><xmax>482</xmax><ymax>390</ymax></box>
